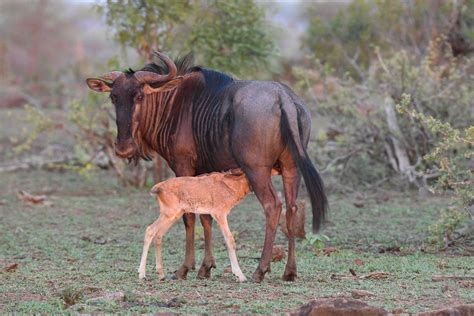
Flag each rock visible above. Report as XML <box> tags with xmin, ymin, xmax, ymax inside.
<box><xmin>353</xmin><ymin>258</ymin><xmax>365</xmax><ymax>266</ymax></box>
<box><xmin>417</xmin><ymin>304</ymin><xmax>474</xmax><ymax>316</ymax></box>
<box><xmin>391</xmin><ymin>307</ymin><xmax>405</xmax><ymax>314</ymax></box>
<box><xmin>294</xmin><ymin>298</ymin><xmax>387</xmax><ymax>316</ymax></box>
<box><xmin>353</xmin><ymin>201</ymin><xmax>365</xmax><ymax>208</ymax></box>
<box><xmin>4</xmin><ymin>263</ymin><xmax>18</xmax><ymax>272</ymax></box>
<box><xmin>351</xmin><ymin>289</ymin><xmax>375</xmax><ymax>299</ymax></box>
<box><xmin>86</xmin><ymin>291</ymin><xmax>125</xmax><ymax>304</ymax></box>
<box><xmin>323</xmin><ymin>247</ymin><xmax>338</xmax><ymax>256</ymax></box>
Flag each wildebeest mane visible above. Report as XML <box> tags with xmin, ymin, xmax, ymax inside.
<box><xmin>126</xmin><ymin>53</ymin><xmax>198</xmax><ymax>77</ymax></box>
<box><xmin>130</xmin><ymin>53</ymin><xmax>235</xmax><ymax>169</ymax></box>
<box><xmin>191</xmin><ymin>68</ymin><xmax>234</xmax><ymax>171</ymax></box>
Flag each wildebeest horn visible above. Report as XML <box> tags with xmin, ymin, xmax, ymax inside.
<box><xmin>134</xmin><ymin>51</ymin><xmax>177</xmax><ymax>84</ymax></box>
<box><xmin>99</xmin><ymin>71</ymin><xmax>122</xmax><ymax>82</ymax></box>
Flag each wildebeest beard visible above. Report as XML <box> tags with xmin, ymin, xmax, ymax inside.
<box><xmin>128</xmin><ymin>90</ymin><xmax>176</xmax><ymax>165</ymax></box>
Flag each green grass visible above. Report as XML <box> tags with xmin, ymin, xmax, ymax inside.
<box><xmin>0</xmin><ymin>169</ymin><xmax>472</xmax><ymax>313</ymax></box>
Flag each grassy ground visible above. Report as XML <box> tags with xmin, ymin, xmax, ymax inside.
<box><xmin>0</xmin><ymin>168</ymin><xmax>472</xmax><ymax>314</ymax></box>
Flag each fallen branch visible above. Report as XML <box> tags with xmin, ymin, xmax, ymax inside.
<box><xmin>432</xmin><ymin>275</ymin><xmax>474</xmax><ymax>282</ymax></box>
<box><xmin>331</xmin><ymin>271</ymin><xmax>390</xmax><ymax>281</ymax></box>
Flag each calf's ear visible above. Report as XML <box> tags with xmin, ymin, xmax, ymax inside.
<box><xmin>86</xmin><ymin>78</ymin><xmax>113</xmax><ymax>93</ymax></box>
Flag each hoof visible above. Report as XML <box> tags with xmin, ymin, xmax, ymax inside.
<box><xmin>197</xmin><ymin>261</ymin><xmax>216</xmax><ymax>279</ymax></box>
<box><xmin>251</xmin><ymin>269</ymin><xmax>266</xmax><ymax>283</ymax></box>
<box><xmin>156</xmin><ymin>273</ymin><xmax>166</xmax><ymax>281</ymax></box>
<box><xmin>282</xmin><ymin>271</ymin><xmax>297</xmax><ymax>281</ymax></box>
<box><xmin>237</xmin><ymin>275</ymin><xmax>247</xmax><ymax>283</ymax></box>
<box><xmin>138</xmin><ymin>268</ymin><xmax>146</xmax><ymax>280</ymax></box>
<box><xmin>174</xmin><ymin>266</ymin><xmax>189</xmax><ymax>280</ymax></box>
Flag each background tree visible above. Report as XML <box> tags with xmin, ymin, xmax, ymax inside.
<box><xmin>97</xmin><ymin>0</ymin><xmax>193</xmax><ymax>61</ymax></box>
<box><xmin>302</xmin><ymin>0</ymin><xmax>474</xmax><ymax>80</ymax></box>
<box><xmin>185</xmin><ymin>0</ymin><xmax>276</xmax><ymax>77</ymax></box>
<box><xmin>97</xmin><ymin>0</ymin><xmax>276</xmax><ymax>76</ymax></box>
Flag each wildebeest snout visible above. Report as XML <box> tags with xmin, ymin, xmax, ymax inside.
<box><xmin>114</xmin><ymin>139</ymin><xmax>136</xmax><ymax>159</ymax></box>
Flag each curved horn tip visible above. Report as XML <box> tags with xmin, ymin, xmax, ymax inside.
<box><xmin>151</xmin><ymin>51</ymin><xmax>177</xmax><ymax>80</ymax></box>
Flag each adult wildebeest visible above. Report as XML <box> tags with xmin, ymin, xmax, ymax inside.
<box><xmin>86</xmin><ymin>51</ymin><xmax>327</xmax><ymax>282</ymax></box>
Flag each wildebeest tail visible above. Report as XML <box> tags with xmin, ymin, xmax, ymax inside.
<box><xmin>279</xmin><ymin>93</ymin><xmax>328</xmax><ymax>233</ymax></box>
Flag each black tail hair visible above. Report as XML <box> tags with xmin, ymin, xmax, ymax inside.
<box><xmin>280</xmin><ymin>95</ymin><xmax>328</xmax><ymax>233</ymax></box>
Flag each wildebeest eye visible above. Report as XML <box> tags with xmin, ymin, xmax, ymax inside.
<box><xmin>135</xmin><ymin>94</ymin><xmax>144</xmax><ymax>102</ymax></box>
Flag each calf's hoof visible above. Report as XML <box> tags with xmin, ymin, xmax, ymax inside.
<box><xmin>237</xmin><ymin>275</ymin><xmax>247</xmax><ymax>283</ymax></box>
<box><xmin>197</xmin><ymin>259</ymin><xmax>216</xmax><ymax>279</ymax></box>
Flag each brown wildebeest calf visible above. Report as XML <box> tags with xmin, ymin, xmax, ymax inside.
<box><xmin>139</xmin><ymin>169</ymin><xmax>264</xmax><ymax>282</ymax></box>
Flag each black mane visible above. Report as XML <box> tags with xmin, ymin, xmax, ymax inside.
<box><xmin>126</xmin><ymin>53</ymin><xmax>201</xmax><ymax>76</ymax></box>
<box><xmin>192</xmin><ymin>68</ymin><xmax>235</xmax><ymax>171</ymax></box>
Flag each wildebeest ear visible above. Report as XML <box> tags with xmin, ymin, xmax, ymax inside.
<box><xmin>86</xmin><ymin>78</ymin><xmax>113</xmax><ymax>93</ymax></box>
<box><xmin>143</xmin><ymin>77</ymin><xmax>183</xmax><ymax>94</ymax></box>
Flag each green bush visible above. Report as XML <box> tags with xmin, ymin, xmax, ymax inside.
<box><xmin>293</xmin><ymin>44</ymin><xmax>474</xmax><ymax>191</ymax></box>
<box><xmin>397</xmin><ymin>94</ymin><xmax>473</xmax><ymax>247</ymax></box>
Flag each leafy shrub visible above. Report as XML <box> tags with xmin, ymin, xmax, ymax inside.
<box><xmin>293</xmin><ymin>41</ymin><xmax>474</xmax><ymax>191</ymax></box>
<box><xmin>302</xmin><ymin>233</ymin><xmax>330</xmax><ymax>252</ymax></box>
<box><xmin>397</xmin><ymin>94</ymin><xmax>473</xmax><ymax>247</ymax></box>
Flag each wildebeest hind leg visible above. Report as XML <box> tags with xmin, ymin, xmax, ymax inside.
<box><xmin>197</xmin><ymin>214</ymin><xmax>216</xmax><ymax>279</ymax></box>
<box><xmin>280</xmin><ymin>155</ymin><xmax>301</xmax><ymax>281</ymax></box>
<box><xmin>175</xmin><ymin>213</ymin><xmax>196</xmax><ymax>279</ymax></box>
<box><xmin>245</xmin><ymin>167</ymin><xmax>282</xmax><ymax>283</ymax></box>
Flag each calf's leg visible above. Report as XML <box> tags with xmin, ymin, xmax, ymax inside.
<box><xmin>213</xmin><ymin>214</ymin><xmax>246</xmax><ymax>282</ymax></box>
<box><xmin>139</xmin><ymin>213</ymin><xmax>179</xmax><ymax>280</ymax></box>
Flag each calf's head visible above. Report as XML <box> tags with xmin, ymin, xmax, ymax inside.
<box><xmin>85</xmin><ymin>52</ymin><xmax>183</xmax><ymax>160</ymax></box>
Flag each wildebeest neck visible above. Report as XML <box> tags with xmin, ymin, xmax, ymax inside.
<box><xmin>132</xmin><ymin>72</ymin><xmax>203</xmax><ymax>161</ymax></box>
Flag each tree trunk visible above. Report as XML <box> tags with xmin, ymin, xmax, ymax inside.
<box><xmin>383</xmin><ymin>96</ymin><xmax>424</xmax><ymax>187</ymax></box>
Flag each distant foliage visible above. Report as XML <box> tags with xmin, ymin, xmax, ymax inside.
<box><xmin>97</xmin><ymin>0</ymin><xmax>276</xmax><ymax>76</ymax></box>
<box><xmin>185</xmin><ymin>0</ymin><xmax>276</xmax><ymax>76</ymax></box>
<box><xmin>97</xmin><ymin>0</ymin><xmax>193</xmax><ymax>59</ymax></box>
<box><xmin>303</xmin><ymin>0</ymin><xmax>474</xmax><ymax>79</ymax></box>
<box><xmin>293</xmin><ymin>38</ymin><xmax>474</xmax><ymax>190</ymax></box>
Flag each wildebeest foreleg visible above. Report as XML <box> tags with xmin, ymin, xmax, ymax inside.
<box><xmin>197</xmin><ymin>214</ymin><xmax>216</xmax><ymax>279</ymax></box>
<box><xmin>246</xmin><ymin>167</ymin><xmax>282</xmax><ymax>283</ymax></box>
<box><xmin>281</xmin><ymin>161</ymin><xmax>301</xmax><ymax>281</ymax></box>
<box><xmin>175</xmin><ymin>213</ymin><xmax>196</xmax><ymax>279</ymax></box>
